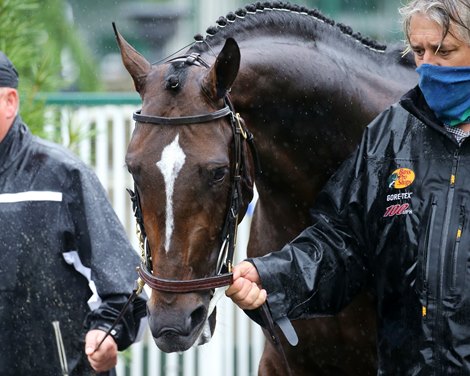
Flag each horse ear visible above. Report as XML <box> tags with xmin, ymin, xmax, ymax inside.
<box><xmin>204</xmin><ymin>38</ymin><xmax>240</xmax><ymax>99</ymax></box>
<box><xmin>112</xmin><ymin>22</ymin><xmax>151</xmax><ymax>94</ymax></box>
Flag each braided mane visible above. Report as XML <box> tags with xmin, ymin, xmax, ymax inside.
<box><xmin>190</xmin><ymin>1</ymin><xmax>388</xmax><ymax>54</ymax></box>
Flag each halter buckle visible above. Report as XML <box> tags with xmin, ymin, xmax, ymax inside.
<box><xmin>235</xmin><ymin>113</ymin><xmax>248</xmax><ymax>139</ymax></box>
<box><xmin>185</xmin><ymin>53</ymin><xmax>201</xmax><ymax>65</ymax></box>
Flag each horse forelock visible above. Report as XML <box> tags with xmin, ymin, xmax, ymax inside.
<box><xmin>163</xmin><ymin>62</ymin><xmax>189</xmax><ymax>91</ymax></box>
<box><xmin>189</xmin><ymin>1</ymin><xmax>388</xmax><ymax>56</ymax></box>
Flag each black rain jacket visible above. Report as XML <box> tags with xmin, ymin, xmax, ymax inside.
<box><xmin>0</xmin><ymin>117</ymin><xmax>146</xmax><ymax>375</ymax></box>
<box><xmin>251</xmin><ymin>86</ymin><xmax>470</xmax><ymax>375</ymax></box>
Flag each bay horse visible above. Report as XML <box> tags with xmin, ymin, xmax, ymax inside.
<box><xmin>115</xmin><ymin>2</ymin><xmax>418</xmax><ymax>375</ymax></box>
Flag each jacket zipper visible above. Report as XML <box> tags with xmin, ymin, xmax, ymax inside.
<box><xmin>435</xmin><ymin>150</ymin><xmax>460</xmax><ymax>370</ymax></box>
<box><xmin>422</xmin><ymin>196</ymin><xmax>437</xmax><ymax>319</ymax></box>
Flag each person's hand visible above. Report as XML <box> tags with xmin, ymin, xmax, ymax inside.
<box><xmin>85</xmin><ymin>329</ymin><xmax>118</xmax><ymax>372</ymax></box>
<box><xmin>226</xmin><ymin>261</ymin><xmax>267</xmax><ymax>310</ymax></box>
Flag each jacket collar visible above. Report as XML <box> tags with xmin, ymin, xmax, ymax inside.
<box><xmin>400</xmin><ymin>86</ymin><xmax>447</xmax><ymax>133</ymax></box>
<box><xmin>0</xmin><ymin>116</ymin><xmax>31</xmax><ymax>175</ymax></box>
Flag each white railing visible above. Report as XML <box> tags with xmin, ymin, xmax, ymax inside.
<box><xmin>44</xmin><ymin>101</ymin><xmax>264</xmax><ymax>376</ymax></box>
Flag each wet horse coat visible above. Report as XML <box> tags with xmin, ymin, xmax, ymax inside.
<box><xmin>116</xmin><ymin>3</ymin><xmax>418</xmax><ymax>375</ymax></box>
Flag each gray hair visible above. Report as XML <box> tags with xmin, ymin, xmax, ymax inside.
<box><xmin>399</xmin><ymin>0</ymin><xmax>470</xmax><ymax>51</ymax></box>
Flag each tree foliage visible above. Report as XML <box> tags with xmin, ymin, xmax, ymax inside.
<box><xmin>0</xmin><ymin>0</ymin><xmax>101</xmax><ymax>137</ymax></box>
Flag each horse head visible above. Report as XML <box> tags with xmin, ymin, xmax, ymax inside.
<box><xmin>114</xmin><ymin>26</ymin><xmax>255</xmax><ymax>352</ymax></box>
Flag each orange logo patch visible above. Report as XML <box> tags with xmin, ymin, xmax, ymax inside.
<box><xmin>388</xmin><ymin>168</ymin><xmax>415</xmax><ymax>189</ymax></box>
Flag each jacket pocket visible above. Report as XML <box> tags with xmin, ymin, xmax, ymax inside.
<box><xmin>448</xmin><ymin>202</ymin><xmax>466</xmax><ymax>296</ymax></box>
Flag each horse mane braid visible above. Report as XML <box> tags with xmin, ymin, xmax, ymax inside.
<box><xmin>193</xmin><ymin>1</ymin><xmax>387</xmax><ymax>52</ymax></box>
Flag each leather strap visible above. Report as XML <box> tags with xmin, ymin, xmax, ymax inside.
<box><xmin>259</xmin><ymin>304</ymin><xmax>294</xmax><ymax>376</ymax></box>
<box><xmin>93</xmin><ymin>279</ymin><xmax>144</xmax><ymax>353</ymax></box>
<box><xmin>277</xmin><ymin>316</ymin><xmax>299</xmax><ymax>346</ymax></box>
<box><xmin>133</xmin><ymin>106</ymin><xmax>232</xmax><ymax>126</ymax></box>
<box><xmin>137</xmin><ymin>263</ymin><xmax>233</xmax><ymax>292</ymax></box>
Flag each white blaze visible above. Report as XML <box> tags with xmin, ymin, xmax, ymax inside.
<box><xmin>156</xmin><ymin>134</ymin><xmax>186</xmax><ymax>252</ymax></box>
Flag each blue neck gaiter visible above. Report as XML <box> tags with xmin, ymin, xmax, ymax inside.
<box><xmin>416</xmin><ymin>64</ymin><xmax>470</xmax><ymax>127</ymax></box>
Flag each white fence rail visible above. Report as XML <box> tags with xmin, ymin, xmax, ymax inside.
<box><xmin>44</xmin><ymin>101</ymin><xmax>264</xmax><ymax>376</ymax></box>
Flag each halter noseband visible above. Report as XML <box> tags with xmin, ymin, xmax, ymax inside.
<box><xmin>129</xmin><ymin>53</ymin><xmax>257</xmax><ymax>293</ymax></box>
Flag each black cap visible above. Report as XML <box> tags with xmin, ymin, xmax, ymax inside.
<box><xmin>0</xmin><ymin>51</ymin><xmax>19</xmax><ymax>88</ymax></box>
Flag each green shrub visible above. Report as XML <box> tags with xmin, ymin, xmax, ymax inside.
<box><xmin>0</xmin><ymin>0</ymin><xmax>100</xmax><ymax>138</ymax></box>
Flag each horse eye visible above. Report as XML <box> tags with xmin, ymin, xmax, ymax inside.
<box><xmin>210</xmin><ymin>167</ymin><xmax>228</xmax><ymax>185</ymax></box>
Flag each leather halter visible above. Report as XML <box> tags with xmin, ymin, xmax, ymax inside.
<box><xmin>128</xmin><ymin>53</ymin><xmax>257</xmax><ymax>293</ymax></box>
<box><xmin>133</xmin><ymin>106</ymin><xmax>232</xmax><ymax>126</ymax></box>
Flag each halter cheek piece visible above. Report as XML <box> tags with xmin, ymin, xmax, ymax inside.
<box><xmin>129</xmin><ymin>53</ymin><xmax>259</xmax><ymax>293</ymax></box>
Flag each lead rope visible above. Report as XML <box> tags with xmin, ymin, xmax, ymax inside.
<box><xmin>259</xmin><ymin>304</ymin><xmax>294</xmax><ymax>376</ymax></box>
<box><xmin>91</xmin><ymin>276</ymin><xmax>145</xmax><ymax>354</ymax></box>
<box><xmin>225</xmin><ymin>100</ymin><xmax>294</xmax><ymax>375</ymax></box>
<box><xmin>228</xmin><ymin>104</ymin><xmax>294</xmax><ymax>375</ymax></box>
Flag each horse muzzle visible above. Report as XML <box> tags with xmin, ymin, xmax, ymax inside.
<box><xmin>147</xmin><ymin>295</ymin><xmax>216</xmax><ymax>352</ymax></box>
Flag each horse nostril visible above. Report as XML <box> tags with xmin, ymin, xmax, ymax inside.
<box><xmin>148</xmin><ymin>302</ymin><xmax>208</xmax><ymax>339</ymax></box>
<box><xmin>189</xmin><ymin>305</ymin><xmax>206</xmax><ymax>330</ymax></box>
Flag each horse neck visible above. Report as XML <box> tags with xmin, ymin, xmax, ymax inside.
<box><xmin>187</xmin><ymin>7</ymin><xmax>417</xmax><ymax>220</ymax></box>
<box><xmin>225</xmin><ymin>38</ymin><xmax>415</xmax><ymax>154</ymax></box>
<box><xmin>220</xmin><ymin>40</ymin><xmax>415</xmax><ymax>218</ymax></box>
<box><xmin>195</xmin><ymin>37</ymin><xmax>414</xmax><ymax>115</ymax></box>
